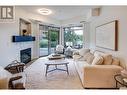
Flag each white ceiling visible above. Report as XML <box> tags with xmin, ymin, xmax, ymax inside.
<box><xmin>19</xmin><ymin>6</ymin><xmax>99</xmax><ymax>21</ymax></box>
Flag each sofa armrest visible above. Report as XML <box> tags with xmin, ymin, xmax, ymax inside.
<box><xmin>83</xmin><ymin>65</ymin><xmax>123</xmax><ymax>88</ymax></box>
<box><xmin>9</xmin><ymin>76</ymin><xmax>22</xmax><ymax>82</ymax></box>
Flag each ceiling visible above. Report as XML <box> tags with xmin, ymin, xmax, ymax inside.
<box><xmin>18</xmin><ymin>6</ymin><xmax>99</xmax><ymax>21</ymax></box>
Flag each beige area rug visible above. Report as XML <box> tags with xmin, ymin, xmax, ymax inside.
<box><xmin>25</xmin><ymin>57</ymin><xmax>83</xmax><ymax>89</ymax></box>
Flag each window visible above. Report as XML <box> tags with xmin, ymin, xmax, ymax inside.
<box><xmin>64</xmin><ymin>25</ymin><xmax>83</xmax><ymax>49</ymax></box>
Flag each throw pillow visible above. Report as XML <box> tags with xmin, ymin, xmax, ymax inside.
<box><xmin>86</xmin><ymin>54</ymin><xmax>94</xmax><ymax>64</ymax></box>
<box><xmin>92</xmin><ymin>55</ymin><xmax>103</xmax><ymax>65</ymax></box>
<box><xmin>83</xmin><ymin>52</ymin><xmax>94</xmax><ymax>64</ymax></box>
<box><xmin>112</xmin><ymin>58</ymin><xmax>120</xmax><ymax>66</ymax></box>
<box><xmin>102</xmin><ymin>54</ymin><xmax>112</xmax><ymax>65</ymax></box>
<box><xmin>83</xmin><ymin>52</ymin><xmax>91</xmax><ymax>61</ymax></box>
<box><xmin>79</xmin><ymin>48</ymin><xmax>90</xmax><ymax>56</ymax></box>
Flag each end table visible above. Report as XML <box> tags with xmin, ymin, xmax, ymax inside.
<box><xmin>114</xmin><ymin>74</ymin><xmax>127</xmax><ymax>89</ymax></box>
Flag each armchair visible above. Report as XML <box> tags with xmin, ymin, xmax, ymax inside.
<box><xmin>55</xmin><ymin>44</ymin><xmax>64</xmax><ymax>54</ymax></box>
<box><xmin>0</xmin><ymin>60</ymin><xmax>26</xmax><ymax>89</ymax></box>
<box><xmin>9</xmin><ymin>74</ymin><xmax>25</xmax><ymax>89</ymax></box>
<box><xmin>65</xmin><ymin>46</ymin><xmax>73</xmax><ymax>57</ymax></box>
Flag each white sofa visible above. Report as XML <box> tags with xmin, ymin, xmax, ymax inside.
<box><xmin>73</xmin><ymin>48</ymin><xmax>125</xmax><ymax>88</ymax></box>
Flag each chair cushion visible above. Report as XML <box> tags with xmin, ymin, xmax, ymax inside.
<box><xmin>12</xmin><ymin>72</ymin><xmax>26</xmax><ymax>88</ymax></box>
<box><xmin>92</xmin><ymin>55</ymin><xmax>103</xmax><ymax>65</ymax></box>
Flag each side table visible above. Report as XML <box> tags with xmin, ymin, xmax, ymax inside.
<box><xmin>114</xmin><ymin>74</ymin><xmax>127</xmax><ymax>89</ymax></box>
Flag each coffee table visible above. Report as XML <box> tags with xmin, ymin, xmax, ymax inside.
<box><xmin>45</xmin><ymin>59</ymin><xmax>69</xmax><ymax>77</ymax></box>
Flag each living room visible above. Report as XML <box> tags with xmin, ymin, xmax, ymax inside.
<box><xmin>0</xmin><ymin>4</ymin><xmax>127</xmax><ymax>92</ymax></box>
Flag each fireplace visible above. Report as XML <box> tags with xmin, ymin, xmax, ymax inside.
<box><xmin>20</xmin><ymin>48</ymin><xmax>31</xmax><ymax>64</ymax></box>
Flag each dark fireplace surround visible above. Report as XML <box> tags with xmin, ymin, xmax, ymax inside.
<box><xmin>20</xmin><ymin>48</ymin><xmax>31</xmax><ymax>64</ymax></box>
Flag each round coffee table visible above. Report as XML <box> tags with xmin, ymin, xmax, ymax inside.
<box><xmin>45</xmin><ymin>59</ymin><xmax>69</xmax><ymax>77</ymax></box>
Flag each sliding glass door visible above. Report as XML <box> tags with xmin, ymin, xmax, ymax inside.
<box><xmin>39</xmin><ymin>25</ymin><xmax>59</xmax><ymax>57</ymax></box>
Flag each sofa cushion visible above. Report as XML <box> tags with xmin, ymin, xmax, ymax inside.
<box><xmin>102</xmin><ymin>54</ymin><xmax>112</xmax><ymax>65</ymax></box>
<box><xmin>77</xmin><ymin>61</ymin><xmax>89</xmax><ymax>68</ymax></box>
<box><xmin>76</xmin><ymin>61</ymin><xmax>90</xmax><ymax>73</ymax></box>
<box><xmin>112</xmin><ymin>58</ymin><xmax>120</xmax><ymax>66</ymax></box>
<box><xmin>92</xmin><ymin>55</ymin><xmax>103</xmax><ymax>65</ymax></box>
<box><xmin>79</xmin><ymin>48</ymin><xmax>90</xmax><ymax>56</ymax></box>
<box><xmin>94</xmin><ymin>51</ymin><xmax>105</xmax><ymax>56</ymax></box>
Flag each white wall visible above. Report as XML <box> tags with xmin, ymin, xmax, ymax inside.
<box><xmin>88</xmin><ymin>6</ymin><xmax>127</xmax><ymax>68</ymax></box>
<box><xmin>61</xmin><ymin>15</ymin><xmax>86</xmax><ymax>26</ymax></box>
<box><xmin>0</xmin><ymin>7</ymin><xmax>59</xmax><ymax>67</ymax></box>
<box><xmin>82</xmin><ymin>22</ymin><xmax>90</xmax><ymax>48</ymax></box>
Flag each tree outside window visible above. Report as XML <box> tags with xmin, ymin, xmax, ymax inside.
<box><xmin>64</xmin><ymin>26</ymin><xmax>83</xmax><ymax>49</ymax></box>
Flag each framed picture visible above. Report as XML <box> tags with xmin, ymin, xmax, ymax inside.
<box><xmin>95</xmin><ymin>20</ymin><xmax>118</xmax><ymax>51</ymax></box>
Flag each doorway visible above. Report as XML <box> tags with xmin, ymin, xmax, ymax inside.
<box><xmin>39</xmin><ymin>25</ymin><xmax>60</xmax><ymax>57</ymax></box>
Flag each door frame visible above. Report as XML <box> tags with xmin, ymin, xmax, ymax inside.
<box><xmin>39</xmin><ymin>25</ymin><xmax>60</xmax><ymax>57</ymax></box>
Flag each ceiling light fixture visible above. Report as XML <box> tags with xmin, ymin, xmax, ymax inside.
<box><xmin>38</xmin><ymin>8</ymin><xmax>52</xmax><ymax>15</ymax></box>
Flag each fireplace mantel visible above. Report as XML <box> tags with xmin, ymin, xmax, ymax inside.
<box><xmin>12</xmin><ymin>36</ymin><xmax>35</xmax><ymax>42</ymax></box>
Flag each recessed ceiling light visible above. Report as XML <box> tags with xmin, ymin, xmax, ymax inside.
<box><xmin>38</xmin><ymin>8</ymin><xmax>52</xmax><ymax>15</ymax></box>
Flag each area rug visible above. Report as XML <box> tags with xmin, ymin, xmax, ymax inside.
<box><xmin>25</xmin><ymin>57</ymin><xmax>83</xmax><ymax>89</ymax></box>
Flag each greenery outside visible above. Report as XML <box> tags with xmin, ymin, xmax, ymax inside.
<box><xmin>39</xmin><ymin>29</ymin><xmax>59</xmax><ymax>48</ymax></box>
<box><xmin>39</xmin><ymin>27</ymin><xmax>83</xmax><ymax>49</ymax></box>
<box><xmin>64</xmin><ymin>28</ymin><xmax>83</xmax><ymax>48</ymax></box>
